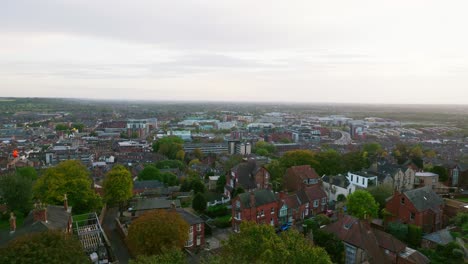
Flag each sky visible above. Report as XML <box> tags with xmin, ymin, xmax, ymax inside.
<box><xmin>1</xmin><ymin>0</ymin><xmax>468</xmax><ymax>104</ymax></box>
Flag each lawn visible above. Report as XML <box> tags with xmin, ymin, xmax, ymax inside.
<box><xmin>0</xmin><ymin>214</ymin><xmax>25</xmax><ymax>231</ymax></box>
<box><xmin>455</xmin><ymin>197</ymin><xmax>468</xmax><ymax>203</ymax></box>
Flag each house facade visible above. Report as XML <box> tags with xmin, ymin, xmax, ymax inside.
<box><xmin>225</xmin><ymin>160</ymin><xmax>271</xmax><ymax>198</ymax></box>
<box><xmin>231</xmin><ymin>190</ymin><xmax>278</xmax><ymax>232</ymax></box>
<box><xmin>283</xmin><ymin>165</ymin><xmax>320</xmax><ymax>192</ymax></box>
<box><xmin>176</xmin><ymin>209</ymin><xmax>205</xmax><ymax>250</ymax></box>
<box><xmin>322</xmin><ymin>174</ymin><xmax>357</xmax><ymax>202</ymax></box>
<box><xmin>449</xmin><ymin>163</ymin><xmax>468</xmax><ymax>188</ymax></box>
<box><xmin>385</xmin><ymin>186</ymin><xmax>444</xmax><ymax>233</ymax></box>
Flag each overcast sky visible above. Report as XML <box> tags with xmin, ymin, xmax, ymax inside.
<box><xmin>1</xmin><ymin>0</ymin><xmax>468</xmax><ymax>104</ymax></box>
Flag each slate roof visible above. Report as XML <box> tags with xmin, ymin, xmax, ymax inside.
<box><xmin>422</xmin><ymin>229</ymin><xmax>454</xmax><ymax>245</ymax></box>
<box><xmin>132</xmin><ymin>198</ymin><xmax>181</xmax><ymax>211</ymax></box>
<box><xmin>456</xmin><ymin>163</ymin><xmax>468</xmax><ymax>172</ymax></box>
<box><xmin>22</xmin><ymin>205</ymin><xmax>70</xmax><ymax>230</ymax></box>
<box><xmin>403</xmin><ymin>186</ymin><xmax>444</xmax><ymax>212</ymax></box>
<box><xmin>238</xmin><ymin>189</ymin><xmax>276</xmax><ymax>208</ymax></box>
<box><xmin>133</xmin><ymin>180</ymin><xmax>164</xmax><ymax>190</ymax></box>
<box><xmin>176</xmin><ymin>209</ymin><xmax>204</xmax><ymax>225</ymax></box>
<box><xmin>232</xmin><ymin>161</ymin><xmax>261</xmax><ymax>190</ymax></box>
<box><xmin>322</xmin><ymin>174</ymin><xmax>350</xmax><ymax>188</ymax></box>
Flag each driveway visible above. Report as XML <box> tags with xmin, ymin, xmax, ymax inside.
<box><xmin>102</xmin><ymin>207</ymin><xmax>131</xmax><ymax>264</ymax></box>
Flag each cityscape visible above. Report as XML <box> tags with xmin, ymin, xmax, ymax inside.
<box><xmin>1</xmin><ymin>1</ymin><xmax>468</xmax><ymax>264</ymax></box>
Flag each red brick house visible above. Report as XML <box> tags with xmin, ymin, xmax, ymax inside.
<box><xmin>232</xmin><ymin>189</ymin><xmax>278</xmax><ymax>232</ymax></box>
<box><xmin>176</xmin><ymin>209</ymin><xmax>205</xmax><ymax>250</ymax></box>
<box><xmin>324</xmin><ymin>215</ymin><xmax>429</xmax><ymax>264</ymax></box>
<box><xmin>385</xmin><ymin>186</ymin><xmax>444</xmax><ymax>233</ymax></box>
<box><xmin>225</xmin><ymin>160</ymin><xmax>271</xmax><ymax>197</ymax></box>
<box><xmin>283</xmin><ymin>165</ymin><xmax>320</xmax><ymax>192</ymax></box>
<box><xmin>296</xmin><ymin>185</ymin><xmax>328</xmax><ymax>216</ymax></box>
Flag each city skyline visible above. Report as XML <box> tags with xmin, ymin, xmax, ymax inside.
<box><xmin>2</xmin><ymin>1</ymin><xmax>468</xmax><ymax>104</ymax></box>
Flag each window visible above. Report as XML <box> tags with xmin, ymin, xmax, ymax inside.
<box><xmin>362</xmin><ymin>178</ymin><xmax>364</xmax><ymax>185</ymax></box>
<box><xmin>271</xmin><ymin>207</ymin><xmax>275</xmax><ymax>214</ymax></box>
<box><xmin>322</xmin><ymin>197</ymin><xmax>327</xmax><ymax>204</ymax></box>
<box><xmin>351</xmin><ymin>175</ymin><xmax>354</xmax><ymax>181</ymax></box>
<box><xmin>410</xmin><ymin>212</ymin><xmax>415</xmax><ymax>221</ymax></box>
<box><xmin>236</xmin><ymin>200</ymin><xmax>240</xmax><ymax>208</ymax></box>
<box><xmin>235</xmin><ymin>212</ymin><xmax>241</xmax><ymax>220</ymax></box>
<box><xmin>197</xmin><ymin>223</ymin><xmax>201</xmax><ymax>232</ymax></box>
<box><xmin>314</xmin><ymin>200</ymin><xmax>319</xmax><ymax>208</ymax></box>
<box><xmin>196</xmin><ymin>235</ymin><xmax>201</xmax><ymax>246</ymax></box>
<box><xmin>185</xmin><ymin>238</ymin><xmax>193</xmax><ymax>247</ymax></box>
<box><xmin>270</xmin><ymin>218</ymin><xmax>274</xmax><ymax>226</ymax></box>
<box><xmin>401</xmin><ymin>197</ymin><xmax>405</xmax><ymax>205</ymax></box>
<box><xmin>261</xmin><ymin>210</ymin><xmax>265</xmax><ymax>216</ymax></box>
<box><xmin>189</xmin><ymin>226</ymin><xmax>193</xmax><ymax>234</ymax></box>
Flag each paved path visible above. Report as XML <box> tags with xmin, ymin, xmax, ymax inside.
<box><xmin>102</xmin><ymin>207</ymin><xmax>131</xmax><ymax>264</ymax></box>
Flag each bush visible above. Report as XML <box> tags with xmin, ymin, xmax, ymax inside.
<box><xmin>205</xmin><ymin>205</ymin><xmax>229</xmax><ymax>218</ymax></box>
<box><xmin>213</xmin><ymin>215</ymin><xmax>231</xmax><ymax>228</ymax></box>
<box><xmin>407</xmin><ymin>224</ymin><xmax>422</xmax><ymax>248</ymax></box>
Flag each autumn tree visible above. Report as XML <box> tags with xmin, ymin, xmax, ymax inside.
<box><xmin>193</xmin><ymin>148</ymin><xmax>204</xmax><ymax>160</ymax></box>
<box><xmin>103</xmin><ymin>164</ymin><xmax>133</xmax><ymax>216</ymax></box>
<box><xmin>129</xmin><ymin>249</ymin><xmax>186</xmax><ymax>264</ymax></box>
<box><xmin>127</xmin><ymin>210</ymin><xmax>189</xmax><ymax>256</ymax></box>
<box><xmin>346</xmin><ymin>190</ymin><xmax>379</xmax><ymax>219</ymax></box>
<box><xmin>219</xmin><ymin>222</ymin><xmax>331</xmax><ymax>264</ymax></box>
<box><xmin>0</xmin><ymin>173</ymin><xmax>33</xmax><ymax>215</ymax></box>
<box><xmin>33</xmin><ymin>160</ymin><xmax>102</xmax><ymax>214</ymax></box>
<box><xmin>0</xmin><ymin>231</ymin><xmax>90</xmax><ymax>264</ymax></box>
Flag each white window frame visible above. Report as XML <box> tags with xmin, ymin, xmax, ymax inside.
<box><xmin>196</xmin><ymin>235</ymin><xmax>201</xmax><ymax>246</ymax></box>
<box><xmin>271</xmin><ymin>207</ymin><xmax>275</xmax><ymax>214</ymax></box>
<box><xmin>196</xmin><ymin>223</ymin><xmax>201</xmax><ymax>232</ymax></box>
<box><xmin>313</xmin><ymin>200</ymin><xmax>319</xmax><ymax>208</ymax></box>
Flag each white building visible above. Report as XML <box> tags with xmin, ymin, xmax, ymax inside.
<box><xmin>346</xmin><ymin>172</ymin><xmax>378</xmax><ymax>188</ymax></box>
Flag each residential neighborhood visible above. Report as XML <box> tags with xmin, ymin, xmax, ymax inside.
<box><xmin>1</xmin><ymin>98</ymin><xmax>468</xmax><ymax>263</ymax></box>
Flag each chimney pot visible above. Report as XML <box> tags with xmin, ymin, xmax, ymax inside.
<box><xmin>9</xmin><ymin>212</ymin><xmax>16</xmax><ymax>233</ymax></box>
<box><xmin>64</xmin><ymin>193</ymin><xmax>68</xmax><ymax>211</ymax></box>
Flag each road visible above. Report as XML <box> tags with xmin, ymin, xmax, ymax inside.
<box><xmin>333</xmin><ymin>130</ymin><xmax>352</xmax><ymax>145</ymax></box>
<box><xmin>102</xmin><ymin>207</ymin><xmax>131</xmax><ymax>264</ymax></box>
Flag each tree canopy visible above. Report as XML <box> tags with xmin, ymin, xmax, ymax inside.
<box><xmin>153</xmin><ymin>136</ymin><xmax>184</xmax><ymax>159</ymax></box>
<box><xmin>33</xmin><ymin>160</ymin><xmax>102</xmax><ymax>214</ymax></box>
<box><xmin>346</xmin><ymin>190</ymin><xmax>379</xmax><ymax>219</ymax></box>
<box><xmin>217</xmin><ymin>222</ymin><xmax>331</xmax><ymax>264</ymax></box>
<box><xmin>138</xmin><ymin>165</ymin><xmax>161</xmax><ymax>181</ymax></box>
<box><xmin>155</xmin><ymin>160</ymin><xmax>186</xmax><ymax>171</ymax></box>
<box><xmin>0</xmin><ymin>231</ymin><xmax>90</xmax><ymax>264</ymax></box>
<box><xmin>192</xmin><ymin>193</ymin><xmax>207</xmax><ymax>212</ymax></box>
<box><xmin>103</xmin><ymin>164</ymin><xmax>133</xmax><ymax>212</ymax></box>
<box><xmin>129</xmin><ymin>249</ymin><xmax>186</xmax><ymax>264</ymax></box>
<box><xmin>127</xmin><ymin>209</ymin><xmax>189</xmax><ymax>256</ymax></box>
<box><xmin>0</xmin><ymin>173</ymin><xmax>33</xmax><ymax>215</ymax></box>
<box><xmin>16</xmin><ymin>167</ymin><xmax>38</xmax><ymax>181</ymax></box>
<box><xmin>367</xmin><ymin>184</ymin><xmax>394</xmax><ymax>211</ymax></box>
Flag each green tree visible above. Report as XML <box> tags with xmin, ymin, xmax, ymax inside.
<box><xmin>407</xmin><ymin>224</ymin><xmax>422</xmax><ymax>248</ymax></box>
<box><xmin>313</xmin><ymin>229</ymin><xmax>345</xmax><ymax>264</ymax></box>
<box><xmin>152</xmin><ymin>136</ymin><xmax>184</xmax><ymax>159</ymax></box>
<box><xmin>127</xmin><ymin>210</ymin><xmax>189</xmax><ymax>256</ymax></box>
<box><xmin>138</xmin><ymin>165</ymin><xmax>161</xmax><ymax>181</ymax></box>
<box><xmin>430</xmin><ymin>166</ymin><xmax>448</xmax><ymax>182</ymax></box>
<box><xmin>220</xmin><ymin>222</ymin><xmax>331</xmax><ymax>264</ymax></box>
<box><xmin>33</xmin><ymin>160</ymin><xmax>102</xmax><ymax>214</ymax></box>
<box><xmin>55</xmin><ymin>123</ymin><xmax>68</xmax><ymax>131</ymax></box>
<box><xmin>386</xmin><ymin>222</ymin><xmax>408</xmax><ymax>242</ymax></box>
<box><xmin>16</xmin><ymin>167</ymin><xmax>38</xmax><ymax>181</ymax></box>
<box><xmin>266</xmin><ymin>159</ymin><xmax>286</xmax><ymax>192</ymax></box>
<box><xmin>0</xmin><ymin>174</ymin><xmax>33</xmax><ymax>215</ymax></box>
<box><xmin>216</xmin><ymin>175</ymin><xmax>226</xmax><ymax>193</ymax></box>
<box><xmin>192</xmin><ymin>193</ymin><xmax>207</xmax><ymax>212</ymax></box>
<box><xmin>0</xmin><ymin>231</ymin><xmax>90</xmax><ymax>264</ymax></box>
<box><xmin>315</xmin><ymin>149</ymin><xmax>342</xmax><ymax>175</ymax></box>
<box><xmin>71</xmin><ymin>123</ymin><xmax>85</xmax><ymax>132</ymax></box>
<box><xmin>175</xmin><ymin>150</ymin><xmax>185</xmax><ymax>161</ymax></box>
<box><xmin>129</xmin><ymin>249</ymin><xmax>186</xmax><ymax>264</ymax></box>
<box><xmin>254</xmin><ymin>141</ymin><xmax>276</xmax><ymax>156</ymax></box>
<box><xmin>160</xmin><ymin>172</ymin><xmax>179</xmax><ymax>186</ymax></box>
<box><xmin>191</xmin><ymin>178</ymin><xmax>206</xmax><ymax>194</ymax></box>
<box><xmin>103</xmin><ymin>165</ymin><xmax>133</xmax><ymax>216</ymax></box>
<box><xmin>362</xmin><ymin>142</ymin><xmax>383</xmax><ymax>166</ymax></box>
<box><xmin>367</xmin><ymin>184</ymin><xmax>394</xmax><ymax>211</ymax></box>
<box><xmin>193</xmin><ymin>148</ymin><xmax>204</xmax><ymax>160</ymax></box>
<box><xmin>279</xmin><ymin>150</ymin><xmax>319</xmax><ymax>169</ymax></box>
<box><xmin>341</xmin><ymin>151</ymin><xmax>367</xmax><ymax>172</ymax></box>
<box><xmin>155</xmin><ymin>160</ymin><xmax>186</xmax><ymax>171</ymax></box>
<box><xmin>346</xmin><ymin>190</ymin><xmax>379</xmax><ymax>219</ymax></box>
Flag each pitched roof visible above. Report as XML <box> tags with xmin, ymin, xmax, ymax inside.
<box><xmin>286</xmin><ymin>165</ymin><xmax>319</xmax><ymax>180</ymax></box>
<box><xmin>175</xmin><ymin>209</ymin><xmax>204</xmax><ymax>225</ymax></box>
<box><xmin>132</xmin><ymin>198</ymin><xmax>181</xmax><ymax>211</ymax></box>
<box><xmin>133</xmin><ymin>180</ymin><xmax>164</xmax><ymax>190</ymax></box>
<box><xmin>238</xmin><ymin>189</ymin><xmax>276</xmax><ymax>208</ymax></box>
<box><xmin>322</xmin><ymin>174</ymin><xmax>350</xmax><ymax>188</ymax></box>
<box><xmin>297</xmin><ymin>185</ymin><xmax>327</xmax><ymax>204</ymax></box>
<box><xmin>422</xmin><ymin>229</ymin><xmax>454</xmax><ymax>245</ymax></box>
<box><xmin>403</xmin><ymin>186</ymin><xmax>444</xmax><ymax>212</ymax></box>
<box><xmin>232</xmin><ymin>161</ymin><xmax>261</xmax><ymax>190</ymax></box>
<box><xmin>23</xmin><ymin>205</ymin><xmax>71</xmax><ymax>231</ymax></box>
<box><xmin>324</xmin><ymin>215</ymin><xmax>390</xmax><ymax>264</ymax></box>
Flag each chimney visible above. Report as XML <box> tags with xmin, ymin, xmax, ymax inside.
<box><xmin>64</xmin><ymin>193</ymin><xmax>68</xmax><ymax>211</ymax></box>
<box><xmin>9</xmin><ymin>212</ymin><xmax>16</xmax><ymax>234</ymax></box>
<box><xmin>33</xmin><ymin>202</ymin><xmax>47</xmax><ymax>223</ymax></box>
<box><xmin>249</xmin><ymin>192</ymin><xmax>256</xmax><ymax>208</ymax></box>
